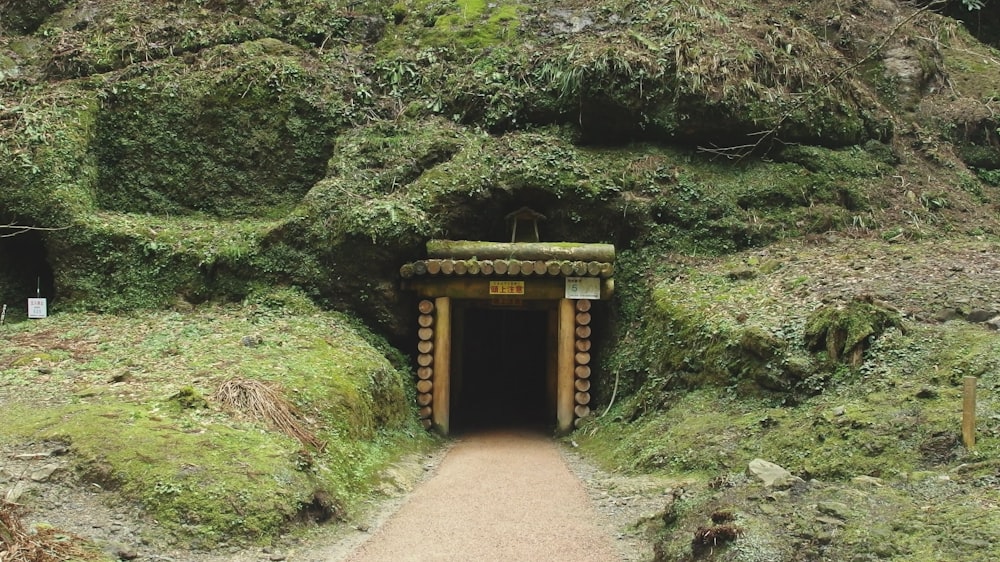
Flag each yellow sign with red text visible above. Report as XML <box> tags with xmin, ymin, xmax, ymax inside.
<box><xmin>489</xmin><ymin>281</ymin><xmax>525</xmax><ymax>296</ymax></box>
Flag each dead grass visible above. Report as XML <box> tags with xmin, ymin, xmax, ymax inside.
<box><xmin>211</xmin><ymin>377</ymin><xmax>325</xmax><ymax>450</ymax></box>
<box><xmin>0</xmin><ymin>500</ymin><xmax>102</xmax><ymax>562</ymax></box>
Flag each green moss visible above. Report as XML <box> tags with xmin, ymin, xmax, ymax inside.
<box><xmin>804</xmin><ymin>298</ymin><xmax>903</xmax><ymax>366</ymax></box>
<box><xmin>92</xmin><ymin>40</ymin><xmax>345</xmax><ymax>219</ymax></box>
<box><xmin>0</xmin><ymin>306</ymin><xmax>432</xmax><ymax>546</ymax></box>
<box><xmin>0</xmin><ymin>84</ymin><xmax>99</xmax><ymax>225</ymax></box>
<box><xmin>381</xmin><ymin>0</ymin><xmax>525</xmax><ymax>51</ymax></box>
<box><xmin>46</xmin><ymin>213</ymin><xmax>276</xmax><ymax>311</ymax></box>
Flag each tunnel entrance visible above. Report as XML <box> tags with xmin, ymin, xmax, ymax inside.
<box><xmin>400</xmin><ymin>219</ymin><xmax>615</xmax><ymax>435</ymax></box>
<box><xmin>0</xmin><ymin>230</ymin><xmax>55</xmax><ymax>319</ymax></box>
<box><xmin>451</xmin><ymin>305</ymin><xmax>553</xmax><ymax>432</ymax></box>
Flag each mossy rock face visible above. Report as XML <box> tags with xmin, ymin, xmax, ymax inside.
<box><xmin>804</xmin><ymin>297</ymin><xmax>903</xmax><ymax>366</ymax></box>
<box><xmin>93</xmin><ymin>40</ymin><xmax>345</xmax><ymax>219</ymax></box>
<box><xmin>0</xmin><ymin>84</ymin><xmax>99</xmax><ymax>225</ymax></box>
<box><xmin>0</xmin><ymin>0</ymin><xmax>67</xmax><ymax>34</ymax></box>
<box><xmin>44</xmin><ymin>214</ymin><xmax>272</xmax><ymax>312</ymax></box>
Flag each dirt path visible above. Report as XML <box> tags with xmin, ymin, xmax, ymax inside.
<box><xmin>339</xmin><ymin>429</ymin><xmax>631</xmax><ymax>562</ymax></box>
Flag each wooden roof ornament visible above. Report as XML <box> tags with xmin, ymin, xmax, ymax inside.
<box><xmin>506</xmin><ymin>206</ymin><xmax>546</xmax><ymax>243</ymax></box>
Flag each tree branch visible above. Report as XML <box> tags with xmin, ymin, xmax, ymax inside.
<box><xmin>0</xmin><ymin>223</ymin><xmax>70</xmax><ymax>238</ymax></box>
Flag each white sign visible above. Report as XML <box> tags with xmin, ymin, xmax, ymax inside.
<box><xmin>27</xmin><ymin>298</ymin><xmax>47</xmax><ymax>319</ymax></box>
<box><xmin>565</xmin><ymin>277</ymin><xmax>600</xmax><ymax>300</ymax></box>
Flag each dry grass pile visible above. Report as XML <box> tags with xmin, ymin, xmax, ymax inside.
<box><xmin>0</xmin><ymin>500</ymin><xmax>101</xmax><ymax>562</ymax></box>
<box><xmin>211</xmin><ymin>378</ymin><xmax>324</xmax><ymax>450</ymax></box>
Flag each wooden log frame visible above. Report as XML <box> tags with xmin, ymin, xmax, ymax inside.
<box><xmin>557</xmin><ymin>299</ymin><xmax>577</xmax><ymax>433</ymax></box>
<box><xmin>404</xmin><ymin>244</ymin><xmax>612</xmax><ymax>434</ymax></box>
<box><xmin>573</xmin><ymin>298</ymin><xmax>593</xmax><ymax>426</ymax></box>
<box><xmin>405</xmin><ymin>276</ymin><xmax>615</xmax><ymax>301</ymax></box>
<box><xmin>432</xmin><ymin>297</ymin><xmax>452</xmax><ymax>434</ymax></box>
<box><xmin>416</xmin><ymin>300</ymin><xmax>435</xmax><ymax>423</ymax></box>
<box><xmin>400</xmin><ymin>258</ymin><xmax>614</xmax><ymax>279</ymax></box>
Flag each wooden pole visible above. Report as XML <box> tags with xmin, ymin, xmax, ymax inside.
<box><xmin>557</xmin><ymin>299</ymin><xmax>576</xmax><ymax>434</ymax></box>
<box><xmin>547</xmin><ymin>308</ymin><xmax>559</xmax><ymax>421</ymax></box>
<box><xmin>432</xmin><ymin>297</ymin><xmax>451</xmax><ymax>435</ymax></box>
<box><xmin>963</xmin><ymin>376</ymin><xmax>976</xmax><ymax>450</ymax></box>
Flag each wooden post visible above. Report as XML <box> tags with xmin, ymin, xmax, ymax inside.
<box><xmin>432</xmin><ymin>297</ymin><xmax>451</xmax><ymax>435</ymax></box>
<box><xmin>557</xmin><ymin>299</ymin><xmax>576</xmax><ymax>434</ymax></box>
<box><xmin>963</xmin><ymin>376</ymin><xmax>976</xmax><ymax>450</ymax></box>
<box><xmin>547</xmin><ymin>308</ymin><xmax>559</xmax><ymax>421</ymax></box>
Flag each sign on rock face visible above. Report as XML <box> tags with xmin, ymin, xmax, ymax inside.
<box><xmin>565</xmin><ymin>277</ymin><xmax>600</xmax><ymax>300</ymax></box>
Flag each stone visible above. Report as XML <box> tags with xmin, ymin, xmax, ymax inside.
<box><xmin>933</xmin><ymin>308</ymin><xmax>962</xmax><ymax>322</ymax></box>
<box><xmin>105</xmin><ymin>543</ymin><xmax>139</xmax><ymax>560</ymax></box>
<box><xmin>30</xmin><ymin>463</ymin><xmax>60</xmax><ymax>482</ymax></box>
<box><xmin>817</xmin><ymin>501</ymin><xmax>852</xmax><ymax>520</ymax></box>
<box><xmin>748</xmin><ymin>458</ymin><xmax>794</xmax><ymax>488</ymax></box>
<box><xmin>852</xmin><ymin>475</ymin><xmax>884</xmax><ymax>487</ymax></box>
<box><xmin>966</xmin><ymin>309</ymin><xmax>997</xmax><ymax>323</ymax></box>
<box><xmin>4</xmin><ymin>481</ymin><xmax>30</xmax><ymax>503</ymax></box>
<box><xmin>985</xmin><ymin>316</ymin><xmax>1000</xmax><ymax>331</ymax></box>
<box><xmin>548</xmin><ymin>9</ymin><xmax>594</xmax><ymax>34</ymax></box>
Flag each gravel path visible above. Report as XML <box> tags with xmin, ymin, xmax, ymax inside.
<box><xmin>341</xmin><ymin>429</ymin><xmax>627</xmax><ymax>562</ymax></box>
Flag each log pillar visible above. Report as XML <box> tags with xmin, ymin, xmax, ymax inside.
<box><xmin>557</xmin><ymin>298</ymin><xmax>576</xmax><ymax>434</ymax></box>
<box><xmin>416</xmin><ymin>300</ymin><xmax>435</xmax><ymax>429</ymax></box>
<box><xmin>432</xmin><ymin>297</ymin><xmax>452</xmax><ymax>435</ymax></box>
<box><xmin>573</xmin><ymin>299</ymin><xmax>593</xmax><ymax>428</ymax></box>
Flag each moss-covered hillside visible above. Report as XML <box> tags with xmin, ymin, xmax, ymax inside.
<box><xmin>2</xmin><ymin>0</ymin><xmax>1000</xmax><ymax>559</ymax></box>
<box><xmin>2</xmin><ymin>0</ymin><xmax>998</xmax><ymax>336</ymax></box>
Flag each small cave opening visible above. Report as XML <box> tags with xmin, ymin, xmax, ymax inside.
<box><xmin>450</xmin><ymin>305</ymin><xmax>553</xmax><ymax>433</ymax></box>
<box><xmin>0</xmin><ymin>230</ymin><xmax>56</xmax><ymax>318</ymax></box>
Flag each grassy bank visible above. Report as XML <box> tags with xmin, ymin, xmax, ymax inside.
<box><xmin>0</xmin><ymin>288</ymin><xmax>433</xmax><ymax>549</ymax></box>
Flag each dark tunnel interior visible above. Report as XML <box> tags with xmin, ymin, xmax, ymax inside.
<box><xmin>0</xmin><ymin>230</ymin><xmax>55</xmax><ymax>318</ymax></box>
<box><xmin>451</xmin><ymin>306</ymin><xmax>551</xmax><ymax>432</ymax></box>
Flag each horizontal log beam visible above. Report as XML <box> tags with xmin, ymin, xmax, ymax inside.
<box><xmin>403</xmin><ymin>277</ymin><xmax>615</xmax><ymax>300</ymax></box>
<box><xmin>427</xmin><ymin>240</ymin><xmax>615</xmax><ymax>263</ymax></box>
<box><xmin>401</xmin><ymin>259</ymin><xmax>613</xmax><ymax>279</ymax></box>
